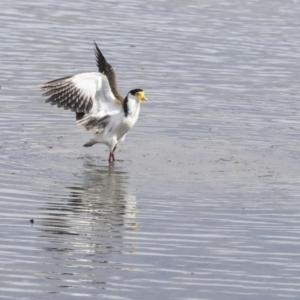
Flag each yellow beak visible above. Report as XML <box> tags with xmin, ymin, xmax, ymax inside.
<box><xmin>139</xmin><ymin>91</ymin><xmax>148</xmax><ymax>102</ymax></box>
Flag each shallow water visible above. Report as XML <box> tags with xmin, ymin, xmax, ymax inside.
<box><xmin>1</xmin><ymin>0</ymin><xmax>300</xmax><ymax>299</ymax></box>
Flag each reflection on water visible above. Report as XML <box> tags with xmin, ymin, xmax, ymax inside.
<box><xmin>40</xmin><ymin>161</ymin><xmax>137</xmax><ymax>256</ymax></box>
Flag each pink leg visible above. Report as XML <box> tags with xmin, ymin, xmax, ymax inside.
<box><xmin>108</xmin><ymin>152</ymin><xmax>113</xmax><ymax>164</ymax></box>
<box><xmin>111</xmin><ymin>152</ymin><xmax>115</xmax><ymax>161</ymax></box>
<box><xmin>112</xmin><ymin>145</ymin><xmax>117</xmax><ymax>161</ymax></box>
<box><xmin>108</xmin><ymin>146</ymin><xmax>117</xmax><ymax>164</ymax></box>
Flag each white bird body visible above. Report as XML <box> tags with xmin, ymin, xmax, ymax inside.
<box><xmin>40</xmin><ymin>44</ymin><xmax>147</xmax><ymax>164</ymax></box>
<box><xmin>82</xmin><ymin>91</ymin><xmax>142</xmax><ymax>150</ymax></box>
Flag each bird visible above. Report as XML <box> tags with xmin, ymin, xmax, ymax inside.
<box><xmin>40</xmin><ymin>42</ymin><xmax>148</xmax><ymax>164</ymax></box>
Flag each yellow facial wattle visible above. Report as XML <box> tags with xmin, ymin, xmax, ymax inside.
<box><xmin>137</xmin><ymin>91</ymin><xmax>148</xmax><ymax>102</ymax></box>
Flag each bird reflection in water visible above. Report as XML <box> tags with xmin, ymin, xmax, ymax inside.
<box><xmin>40</xmin><ymin>160</ymin><xmax>138</xmax><ymax>256</ymax></box>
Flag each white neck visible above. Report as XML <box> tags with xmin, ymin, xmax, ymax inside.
<box><xmin>123</xmin><ymin>94</ymin><xmax>141</xmax><ymax>118</ymax></box>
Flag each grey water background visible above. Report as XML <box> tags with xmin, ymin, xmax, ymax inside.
<box><xmin>1</xmin><ymin>0</ymin><xmax>300</xmax><ymax>299</ymax></box>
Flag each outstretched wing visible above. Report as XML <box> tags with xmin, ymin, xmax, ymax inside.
<box><xmin>94</xmin><ymin>42</ymin><xmax>124</xmax><ymax>102</ymax></box>
<box><xmin>40</xmin><ymin>72</ymin><xmax>122</xmax><ymax>122</ymax></box>
<box><xmin>77</xmin><ymin>114</ymin><xmax>112</xmax><ymax>131</ymax></box>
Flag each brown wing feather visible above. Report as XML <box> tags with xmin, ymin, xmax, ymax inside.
<box><xmin>94</xmin><ymin>42</ymin><xmax>124</xmax><ymax>103</ymax></box>
<box><xmin>40</xmin><ymin>76</ymin><xmax>93</xmax><ymax>113</ymax></box>
<box><xmin>77</xmin><ymin>114</ymin><xmax>111</xmax><ymax>131</ymax></box>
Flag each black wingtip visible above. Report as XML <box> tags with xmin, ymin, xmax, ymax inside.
<box><xmin>94</xmin><ymin>41</ymin><xmax>105</xmax><ymax>60</ymax></box>
<box><xmin>93</xmin><ymin>40</ymin><xmax>99</xmax><ymax>52</ymax></box>
<box><xmin>92</xmin><ymin>41</ymin><xmax>123</xmax><ymax>101</ymax></box>
<box><xmin>93</xmin><ymin>41</ymin><xmax>113</xmax><ymax>75</ymax></box>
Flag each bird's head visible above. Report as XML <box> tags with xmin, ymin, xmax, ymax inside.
<box><xmin>129</xmin><ymin>89</ymin><xmax>148</xmax><ymax>103</ymax></box>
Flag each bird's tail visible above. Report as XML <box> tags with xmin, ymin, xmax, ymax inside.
<box><xmin>83</xmin><ymin>139</ymin><xmax>96</xmax><ymax>147</ymax></box>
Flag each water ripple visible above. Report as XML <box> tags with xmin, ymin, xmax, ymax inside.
<box><xmin>2</xmin><ymin>0</ymin><xmax>300</xmax><ymax>299</ymax></box>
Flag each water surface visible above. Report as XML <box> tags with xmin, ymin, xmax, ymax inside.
<box><xmin>1</xmin><ymin>0</ymin><xmax>300</xmax><ymax>299</ymax></box>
